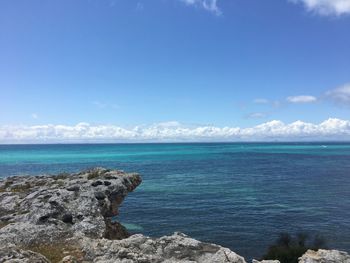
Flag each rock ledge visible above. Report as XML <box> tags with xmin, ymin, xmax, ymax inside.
<box><xmin>0</xmin><ymin>168</ymin><xmax>349</xmax><ymax>263</ymax></box>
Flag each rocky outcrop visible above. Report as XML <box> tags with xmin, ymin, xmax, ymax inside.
<box><xmin>299</xmin><ymin>249</ymin><xmax>350</xmax><ymax>263</ymax></box>
<box><xmin>0</xmin><ymin>168</ymin><xmax>141</xmax><ymax>248</ymax></box>
<box><xmin>79</xmin><ymin>232</ymin><xmax>246</xmax><ymax>263</ymax></box>
<box><xmin>0</xmin><ymin>168</ymin><xmax>349</xmax><ymax>263</ymax></box>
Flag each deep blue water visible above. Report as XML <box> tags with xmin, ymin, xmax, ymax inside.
<box><xmin>1</xmin><ymin>142</ymin><xmax>350</xmax><ymax>259</ymax></box>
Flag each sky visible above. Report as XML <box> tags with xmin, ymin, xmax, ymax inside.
<box><xmin>1</xmin><ymin>0</ymin><xmax>350</xmax><ymax>142</ymax></box>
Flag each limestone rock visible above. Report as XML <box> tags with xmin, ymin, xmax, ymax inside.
<box><xmin>0</xmin><ymin>168</ymin><xmax>142</xmax><ymax>247</ymax></box>
<box><xmin>299</xmin><ymin>249</ymin><xmax>350</xmax><ymax>263</ymax></box>
<box><xmin>0</xmin><ymin>244</ymin><xmax>50</xmax><ymax>263</ymax></box>
<box><xmin>59</xmin><ymin>255</ymin><xmax>79</xmax><ymax>263</ymax></box>
<box><xmin>79</xmin><ymin>232</ymin><xmax>246</xmax><ymax>263</ymax></box>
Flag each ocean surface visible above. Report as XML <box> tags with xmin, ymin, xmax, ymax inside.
<box><xmin>1</xmin><ymin>142</ymin><xmax>350</xmax><ymax>259</ymax></box>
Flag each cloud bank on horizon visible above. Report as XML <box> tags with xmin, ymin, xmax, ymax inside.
<box><xmin>1</xmin><ymin>118</ymin><xmax>350</xmax><ymax>143</ymax></box>
<box><xmin>183</xmin><ymin>0</ymin><xmax>350</xmax><ymax>16</ymax></box>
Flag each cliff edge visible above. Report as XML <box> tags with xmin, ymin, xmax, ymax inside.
<box><xmin>0</xmin><ymin>168</ymin><xmax>349</xmax><ymax>263</ymax></box>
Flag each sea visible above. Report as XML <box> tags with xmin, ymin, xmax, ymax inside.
<box><xmin>0</xmin><ymin>142</ymin><xmax>349</xmax><ymax>260</ymax></box>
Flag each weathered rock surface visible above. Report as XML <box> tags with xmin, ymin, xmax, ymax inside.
<box><xmin>0</xmin><ymin>244</ymin><xmax>50</xmax><ymax>263</ymax></box>
<box><xmin>1</xmin><ymin>168</ymin><xmax>349</xmax><ymax>263</ymax></box>
<box><xmin>79</xmin><ymin>232</ymin><xmax>246</xmax><ymax>263</ymax></box>
<box><xmin>0</xmin><ymin>168</ymin><xmax>141</xmax><ymax>247</ymax></box>
<box><xmin>299</xmin><ymin>249</ymin><xmax>350</xmax><ymax>263</ymax></box>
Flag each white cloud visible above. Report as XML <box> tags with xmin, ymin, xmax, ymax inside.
<box><xmin>31</xmin><ymin>113</ymin><xmax>39</xmax><ymax>119</ymax></box>
<box><xmin>181</xmin><ymin>0</ymin><xmax>221</xmax><ymax>15</ymax></box>
<box><xmin>1</xmin><ymin>118</ymin><xmax>350</xmax><ymax>143</ymax></box>
<box><xmin>325</xmin><ymin>83</ymin><xmax>350</xmax><ymax>105</ymax></box>
<box><xmin>290</xmin><ymin>0</ymin><xmax>350</xmax><ymax>16</ymax></box>
<box><xmin>287</xmin><ymin>95</ymin><xmax>317</xmax><ymax>103</ymax></box>
<box><xmin>253</xmin><ymin>98</ymin><xmax>269</xmax><ymax>104</ymax></box>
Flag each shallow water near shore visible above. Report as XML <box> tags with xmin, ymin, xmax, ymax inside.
<box><xmin>1</xmin><ymin>142</ymin><xmax>350</xmax><ymax>260</ymax></box>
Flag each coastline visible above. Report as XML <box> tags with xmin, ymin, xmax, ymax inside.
<box><xmin>1</xmin><ymin>143</ymin><xmax>350</xmax><ymax>259</ymax></box>
<box><xmin>1</xmin><ymin>168</ymin><xmax>349</xmax><ymax>263</ymax></box>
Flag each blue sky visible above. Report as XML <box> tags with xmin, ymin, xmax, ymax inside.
<box><xmin>1</xmin><ymin>0</ymin><xmax>350</xmax><ymax>142</ymax></box>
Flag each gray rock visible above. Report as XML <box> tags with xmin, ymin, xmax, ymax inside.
<box><xmin>79</xmin><ymin>232</ymin><xmax>246</xmax><ymax>263</ymax></box>
<box><xmin>299</xmin><ymin>249</ymin><xmax>350</xmax><ymax>263</ymax></box>
<box><xmin>0</xmin><ymin>244</ymin><xmax>50</xmax><ymax>263</ymax></box>
<box><xmin>0</xmin><ymin>168</ymin><xmax>142</xmax><ymax>247</ymax></box>
<box><xmin>66</xmin><ymin>185</ymin><xmax>80</xmax><ymax>192</ymax></box>
<box><xmin>59</xmin><ymin>255</ymin><xmax>79</xmax><ymax>263</ymax></box>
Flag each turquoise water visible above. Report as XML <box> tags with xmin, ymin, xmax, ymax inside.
<box><xmin>1</xmin><ymin>142</ymin><xmax>350</xmax><ymax>259</ymax></box>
